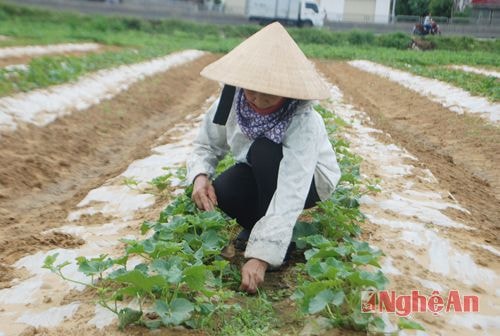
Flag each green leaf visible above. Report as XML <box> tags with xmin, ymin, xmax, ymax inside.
<box><xmin>142</xmin><ymin>238</ymin><xmax>156</xmax><ymax>254</ymax></box>
<box><xmin>303</xmin><ymin>235</ymin><xmax>331</xmax><ymax>248</ymax></box>
<box><xmin>305</xmin><ymin>259</ymin><xmax>323</xmax><ymax>279</ymax></box>
<box><xmin>347</xmin><ymin>270</ymin><xmax>388</xmax><ymax>290</ymax></box>
<box><xmin>108</xmin><ymin>267</ymin><xmax>127</xmax><ymax>279</ymax></box>
<box><xmin>123</xmin><ymin>239</ymin><xmax>144</xmax><ymax>254</ymax></box>
<box><xmin>308</xmin><ymin>289</ymin><xmax>345</xmax><ymax>314</ymax></box>
<box><xmin>211</xmin><ymin>259</ymin><xmax>229</xmax><ymax>272</ymax></box>
<box><xmin>183</xmin><ymin>265</ymin><xmax>207</xmax><ymax>291</ymax></box>
<box><xmin>193</xmin><ymin>248</ymin><xmax>204</xmax><ymax>261</ymax></box>
<box><xmin>197</xmin><ymin>211</ymin><xmax>227</xmax><ymax>230</ymax></box>
<box><xmin>197</xmin><ymin>302</ymin><xmax>216</xmax><ymax>315</ymax></box>
<box><xmin>333</xmin><ymin>245</ymin><xmax>350</xmax><ymax>257</ymax></box>
<box><xmin>304</xmin><ymin>248</ymin><xmax>320</xmax><ymax>260</ymax></box>
<box><xmin>351</xmin><ymin>254</ymin><xmax>381</xmax><ymax>267</ymax></box>
<box><xmin>114</xmin><ymin>286</ymin><xmax>141</xmax><ymax>299</ymax></box>
<box><xmin>290</xmin><ymin>289</ymin><xmax>304</xmax><ymax>301</ymax></box>
<box><xmin>330</xmin><ymin>289</ymin><xmax>345</xmax><ymax>306</ymax></box>
<box><xmin>350</xmin><ymin>310</ymin><xmax>371</xmax><ymax>328</ymax></box>
<box><xmin>371</xmin><ymin>316</ymin><xmax>386</xmax><ymax>331</ymax></box>
<box><xmin>292</xmin><ymin>221</ymin><xmax>320</xmax><ymax>249</ymax></box>
<box><xmin>398</xmin><ymin>318</ymin><xmax>425</xmax><ymax>331</ymax></box>
<box><xmin>133</xmin><ymin>263</ymin><xmax>149</xmax><ymax>274</ymax></box>
<box><xmin>151</xmin><ymin>259</ymin><xmax>182</xmax><ymax>284</ymax></box>
<box><xmin>308</xmin><ymin>289</ymin><xmax>335</xmax><ymax>314</ymax></box>
<box><xmin>155</xmin><ymin>298</ymin><xmax>194</xmax><ymax>326</ymax></box>
<box><xmin>113</xmin><ymin>255</ymin><xmax>128</xmax><ymax>266</ymax></box>
<box><xmin>118</xmin><ymin>307</ymin><xmax>142</xmax><ymax>330</ymax></box>
<box><xmin>294</xmin><ymin>280</ymin><xmax>339</xmax><ymax>314</ymax></box>
<box><xmin>115</xmin><ymin>269</ymin><xmax>166</xmax><ymax>293</ymax></box>
<box><xmin>149</xmin><ymin>173</ymin><xmax>172</xmax><ymax>191</ymax></box>
<box><xmin>170</xmin><ymin>298</ymin><xmax>195</xmax><ymax>323</ymax></box>
<box><xmin>76</xmin><ymin>255</ymin><xmax>114</xmax><ymax>276</ymax></box>
<box><xmin>143</xmin><ymin>319</ymin><xmax>162</xmax><ymax>329</ymax></box>
<box><xmin>145</xmin><ymin>241</ymin><xmax>183</xmax><ymax>258</ymax></box>
<box><xmin>42</xmin><ymin>253</ymin><xmax>59</xmax><ymax>270</ymax></box>
<box><xmin>202</xmin><ymin>229</ymin><xmax>224</xmax><ymax>249</ymax></box>
<box><xmin>140</xmin><ymin>220</ymin><xmax>158</xmax><ymax>235</ymax></box>
<box><xmin>345</xmin><ymin>238</ymin><xmax>381</xmax><ymax>257</ymax></box>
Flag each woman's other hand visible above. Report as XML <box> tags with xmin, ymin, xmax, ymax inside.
<box><xmin>192</xmin><ymin>174</ymin><xmax>218</xmax><ymax>211</ymax></box>
<box><xmin>240</xmin><ymin>258</ymin><xmax>268</xmax><ymax>294</ymax></box>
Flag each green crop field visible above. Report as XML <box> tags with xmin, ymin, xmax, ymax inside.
<box><xmin>0</xmin><ymin>2</ymin><xmax>498</xmax><ymax>100</ymax></box>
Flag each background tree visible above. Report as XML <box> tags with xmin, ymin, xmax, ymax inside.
<box><xmin>408</xmin><ymin>0</ymin><xmax>430</xmax><ymax>16</ymax></box>
<box><xmin>430</xmin><ymin>0</ymin><xmax>454</xmax><ymax>17</ymax></box>
<box><xmin>396</xmin><ymin>0</ymin><xmax>433</xmax><ymax>16</ymax></box>
<box><xmin>396</xmin><ymin>0</ymin><xmax>411</xmax><ymax>15</ymax></box>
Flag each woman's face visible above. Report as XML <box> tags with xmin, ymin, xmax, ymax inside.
<box><xmin>243</xmin><ymin>89</ymin><xmax>284</xmax><ymax>110</ymax></box>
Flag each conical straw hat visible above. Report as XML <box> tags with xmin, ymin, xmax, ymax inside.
<box><xmin>200</xmin><ymin>22</ymin><xmax>330</xmax><ymax>100</ymax></box>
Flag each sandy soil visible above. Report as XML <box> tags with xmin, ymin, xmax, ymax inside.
<box><xmin>1</xmin><ymin>56</ymin><xmax>499</xmax><ymax>335</ymax></box>
<box><xmin>0</xmin><ymin>54</ymin><xmax>219</xmax><ymax>278</ymax></box>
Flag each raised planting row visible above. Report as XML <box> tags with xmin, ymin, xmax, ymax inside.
<box><xmin>0</xmin><ymin>50</ymin><xmax>204</xmax><ymax>133</ymax></box>
<box><xmin>449</xmin><ymin>65</ymin><xmax>500</xmax><ymax>78</ymax></box>
<box><xmin>348</xmin><ymin>60</ymin><xmax>500</xmax><ymax>123</ymax></box>
<box><xmin>387</xmin><ymin>62</ymin><xmax>499</xmax><ymax>102</ymax></box>
<box><xmin>0</xmin><ymin>42</ymin><xmax>100</xmax><ymax>59</ymax></box>
<box><xmin>0</xmin><ymin>45</ymin><xmax>199</xmax><ymax>98</ymax></box>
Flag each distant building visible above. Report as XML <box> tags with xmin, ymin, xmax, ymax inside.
<box><xmin>472</xmin><ymin>0</ymin><xmax>499</xmax><ymax>7</ymax></box>
<box><xmin>224</xmin><ymin>0</ymin><xmax>392</xmax><ymax>23</ymax></box>
<box><xmin>455</xmin><ymin>0</ymin><xmax>472</xmax><ymax>11</ymax></box>
<box><xmin>320</xmin><ymin>0</ymin><xmax>391</xmax><ymax>23</ymax></box>
<box><xmin>223</xmin><ymin>0</ymin><xmax>246</xmax><ymax>14</ymax></box>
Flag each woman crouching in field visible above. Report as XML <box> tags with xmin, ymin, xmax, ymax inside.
<box><xmin>187</xmin><ymin>22</ymin><xmax>340</xmax><ymax>294</ymax></box>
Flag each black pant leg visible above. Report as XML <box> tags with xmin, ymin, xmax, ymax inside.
<box><xmin>214</xmin><ymin>137</ymin><xmax>321</xmax><ymax>232</ymax></box>
<box><xmin>213</xmin><ymin>163</ymin><xmax>260</xmax><ymax>230</ymax></box>
<box><xmin>247</xmin><ymin>137</ymin><xmax>321</xmax><ymax>215</ymax></box>
<box><xmin>246</xmin><ymin>137</ymin><xmax>284</xmax><ymax>216</ymax></box>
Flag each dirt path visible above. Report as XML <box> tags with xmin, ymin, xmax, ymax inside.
<box><xmin>316</xmin><ymin>61</ymin><xmax>500</xmax><ymax>247</ymax></box>
<box><xmin>0</xmin><ymin>54</ymin><xmax>219</xmax><ymax>274</ymax></box>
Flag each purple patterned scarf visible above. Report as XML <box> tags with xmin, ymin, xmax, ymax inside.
<box><xmin>235</xmin><ymin>89</ymin><xmax>299</xmax><ymax>144</ymax></box>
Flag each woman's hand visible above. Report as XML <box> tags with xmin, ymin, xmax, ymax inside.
<box><xmin>192</xmin><ymin>174</ymin><xmax>217</xmax><ymax>211</ymax></box>
<box><xmin>240</xmin><ymin>258</ymin><xmax>268</xmax><ymax>294</ymax></box>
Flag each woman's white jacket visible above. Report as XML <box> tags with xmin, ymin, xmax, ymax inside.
<box><xmin>187</xmin><ymin>96</ymin><xmax>341</xmax><ymax>267</ymax></box>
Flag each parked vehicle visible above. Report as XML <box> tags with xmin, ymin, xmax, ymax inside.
<box><xmin>246</xmin><ymin>0</ymin><xmax>325</xmax><ymax>27</ymax></box>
